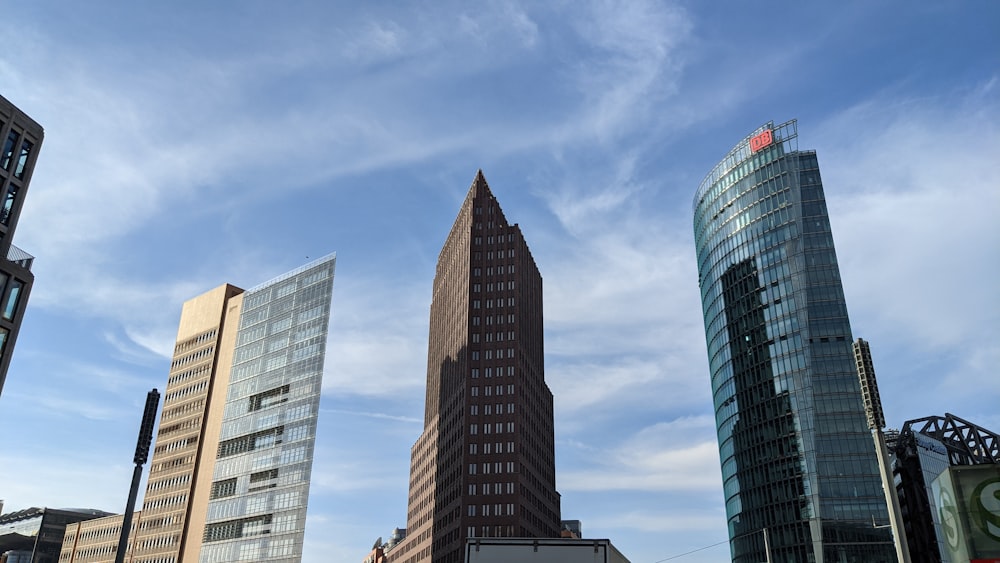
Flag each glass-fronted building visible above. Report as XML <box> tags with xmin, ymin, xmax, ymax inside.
<box><xmin>0</xmin><ymin>95</ymin><xmax>42</xmax><ymax>399</ymax></box>
<box><xmin>693</xmin><ymin>120</ymin><xmax>895</xmax><ymax>562</ymax></box>
<box><xmin>199</xmin><ymin>255</ymin><xmax>336</xmax><ymax>563</ymax></box>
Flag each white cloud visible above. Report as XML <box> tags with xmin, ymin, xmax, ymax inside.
<box><xmin>585</xmin><ymin>509</ymin><xmax>725</xmax><ymax>533</ymax></box>
<box><xmin>814</xmin><ymin>83</ymin><xmax>1000</xmax><ymax>420</ymax></box>
<box><xmin>565</xmin><ymin>0</ymin><xmax>691</xmax><ymax>141</ymax></box>
<box><xmin>559</xmin><ymin>418</ymin><xmax>721</xmax><ymax>493</ymax></box>
<box><xmin>323</xmin><ymin>277</ymin><xmax>428</xmax><ymax>398</ymax></box>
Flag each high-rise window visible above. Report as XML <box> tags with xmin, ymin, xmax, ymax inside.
<box><xmin>14</xmin><ymin>139</ymin><xmax>32</xmax><ymax>179</ymax></box>
<box><xmin>1</xmin><ymin>130</ymin><xmax>18</xmax><ymax>170</ymax></box>
<box><xmin>3</xmin><ymin>279</ymin><xmax>23</xmax><ymax>320</ymax></box>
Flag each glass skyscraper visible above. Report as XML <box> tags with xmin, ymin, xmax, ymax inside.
<box><xmin>693</xmin><ymin>120</ymin><xmax>895</xmax><ymax>562</ymax></box>
<box><xmin>200</xmin><ymin>255</ymin><xmax>336</xmax><ymax>563</ymax></box>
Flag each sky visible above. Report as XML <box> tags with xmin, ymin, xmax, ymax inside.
<box><xmin>0</xmin><ymin>1</ymin><xmax>997</xmax><ymax>562</ymax></box>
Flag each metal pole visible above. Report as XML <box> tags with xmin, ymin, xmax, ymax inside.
<box><xmin>874</xmin><ymin>429</ymin><xmax>912</xmax><ymax>563</ymax></box>
<box><xmin>114</xmin><ymin>389</ymin><xmax>159</xmax><ymax>563</ymax></box>
<box><xmin>762</xmin><ymin>527</ymin><xmax>772</xmax><ymax>563</ymax></box>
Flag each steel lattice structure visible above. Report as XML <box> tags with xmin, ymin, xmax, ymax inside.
<box><xmin>899</xmin><ymin>412</ymin><xmax>999</xmax><ymax>465</ymax></box>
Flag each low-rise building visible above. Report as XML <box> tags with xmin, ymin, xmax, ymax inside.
<box><xmin>0</xmin><ymin>507</ymin><xmax>111</xmax><ymax>563</ymax></box>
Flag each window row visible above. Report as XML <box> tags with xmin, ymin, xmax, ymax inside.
<box><xmin>470</xmin><ymin>384</ymin><xmax>515</xmax><ymax>397</ymax></box>
<box><xmin>472</xmin><ymin>265</ymin><xmax>516</xmax><ymax>277</ymax></box>
<box><xmin>469</xmin><ymin>422</ymin><xmax>515</xmax><ymax>435</ymax></box>
<box><xmin>467</xmin><ymin>503</ymin><xmax>516</xmax><ymax>516</ymax></box>
<box><xmin>471</xmin><ymin>365</ymin><xmax>516</xmax><ymax>378</ymax></box>
<box><xmin>468</xmin><ymin>461</ymin><xmax>518</xmax><ymax>474</ymax></box>
<box><xmin>468</xmin><ymin>481</ymin><xmax>516</xmax><ymax>495</ymax></box>
<box><xmin>1</xmin><ymin>128</ymin><xmax>33</xmax><ymax>179</ymax></box>
<box><xmin>468</xmin><ymin>441</ymin><xmax>515</xmax><ymax>454</ymax></box>
<box><xmin>471</xmin><ymin>297</ymin><xmax>516</xmax><ymax>309</ymax></box>
<box><xmin>469</xmin><ymin>403</ymin><xmax>515</xmax><ymax>416</ymax></box>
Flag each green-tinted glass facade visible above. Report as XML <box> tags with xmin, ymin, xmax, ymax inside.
<box><xmin>694</xmin><ymin>120</ymin><xmax>895</xmax><ymax>562</ymax></box>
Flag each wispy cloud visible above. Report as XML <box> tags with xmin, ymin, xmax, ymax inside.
<box><xmin>323</xmin><ymin>277</ymin><xmax>428</xmax><ymax>398</ymax></box>
<box><xmin>815</xmin><ymin>82</ymin><xmax>1000</xmax><ymax>421</ymax></box>
<box><xmin>321</xmin><ymin>409</ymin><xmax>421</xmax><ymax>424</ymax></box>
<box><xmin>559</xmin><ymin>417</ymin><xmax>720</xmax><ymax>493</ymax></box>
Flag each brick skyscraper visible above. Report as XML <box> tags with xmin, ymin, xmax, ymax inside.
<box><xmin>388</xmin><ymin>172</ymin><xmax>561</xmax><ymax>563</ymax></box>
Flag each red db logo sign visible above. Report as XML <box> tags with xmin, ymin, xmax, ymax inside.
<box><xmin>750</xmin><ymin>130</ymin><xmax>773</xmax><ymax>153</ymax></box>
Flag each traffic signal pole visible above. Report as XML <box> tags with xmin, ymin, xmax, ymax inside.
<box><xmin>115</xmin><ymin>388</ymin><xmax>160</xmax><ymax>563</ymax></box>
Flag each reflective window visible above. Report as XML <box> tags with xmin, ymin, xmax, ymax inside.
<box><xmin>1</xmin><ymin>130</ymin><xmax>18</xmax><ymax>170</ymax></box>
<box><xmin>14</xmin><ymin>139</ymin><xmax>32</xmax><ymax>179</ymax></box>
<box><xmin>1</xmin><ymin>182</ymin><xmax>19</xmax><ymax>225</ymax></box>
<box><xmin>3</xmin><ymin>279</ymin><xmax>23</xmax><ymax>320</ymax></box>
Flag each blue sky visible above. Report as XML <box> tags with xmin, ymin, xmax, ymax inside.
<box><xmin>1</xmin><ymin>1</ymin><xmax>998</xmax><ymax>562</ymax></box>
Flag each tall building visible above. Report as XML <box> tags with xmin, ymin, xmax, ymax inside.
<box><xmin>60</xmin><ymin>254</ymin><xmax>336</xmax><ymax>563</ymax></box>
<box><xmin>387</xmin><ymin>172</ymin><xmax>560</xmax><ymax>563</ymax></box>
<box><xmin>693</xmin><ymin>120</ymin><xmax>896</xmax><ymax>562</ymax></box>
<box><xmin>0</xmin><ymin>95</ymin><xmax>42</xmax><ymax>399</ymax></box>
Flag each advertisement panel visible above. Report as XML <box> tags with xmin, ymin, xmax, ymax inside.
<box><xmin>934</xmin><ymin>465</ymin><xmax>1000</xmax><ymax>562</ymax></box>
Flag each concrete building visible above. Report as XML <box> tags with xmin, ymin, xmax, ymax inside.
<box><xmin>0</xmin><ymin>95</ymin><xmax>42</xmax><ymax>399</ymax></box>
<box><xmin>60</xmin><ymin>514</ymin><xmax>135</xmax><ymax>563</ymax></box>
<box><xmin>693</xmin><ymin>120</ymin><xmax>895</xmax><ymax>561</ymax></box>
<box><xmin>891</xmin><ymin>413</ymin><xmax>999</xmax><ymax>562</ymax></box>
<box><xmin>387</xmin><ymin>172</ymin><xmax>561</xmax><ymax>563</ymax></box>
<box><xmin>60</xmin><ymin>255</ymin><xmax>336</xmax><ymax>563</ymax></box>
<box><xmin>0</xmin><ymin>507</ymin><xmax>110</xmax><ymax>563</ymax></box>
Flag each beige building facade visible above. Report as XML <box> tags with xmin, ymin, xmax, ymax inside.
<box><xmin>61</xmin><ymin>253</ymin><xmax>337</xmax><ymax>563</ymax></box>
<box><xmin>61</xmin><ymin>285</ymin><xmax>244</xmax><ymax>563</ymax></box>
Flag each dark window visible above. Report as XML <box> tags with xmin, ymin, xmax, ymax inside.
<box><xmin>209</xmin><ymin>478</ymin><xmax>237</xmax><ymax>499</ymax></box>
<box><xmin>1</xmin><ymin>131</ymin><xmax>18</xmax><ymax>170</ymax></box>
<box><xmin>248</xmin><ymin>384</ymin><xmax>290</xmax><ymax>411</ymax></box>
<box><xmin>249</xmin><ymin>468</ymin><xmax>279</xmax><ymax>483</ymax></box>
<box><xmin>1</xmin><ymin>182</ymin><xmax>20</xmax><ymax>225</ymax></box>
<box><xmin>14</xmin><ymin>139</ymin><xmax>32</xmax><ymax>179</ymax></box>
<box><xmin>217</xmin><ymin>426</ymin><xmax>284</xmax><ymax>458</ymax></box>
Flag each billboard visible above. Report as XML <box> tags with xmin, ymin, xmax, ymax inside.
<box><xmin>933</xmin><ymin>465</ymin><xmax>1000</xmax><ymax>562</ymax></box>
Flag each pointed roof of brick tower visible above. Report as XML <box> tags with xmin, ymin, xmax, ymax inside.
<box><xmin>469</xmin><ymin>168</ymin><xmax>491</xmax><ymax>198</ymax></box>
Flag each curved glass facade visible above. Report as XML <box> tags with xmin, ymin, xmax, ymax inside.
<box><xmin>694</xmin><ymin>121</ymin><xmax>895</xmax><ymax>562</ymax></box>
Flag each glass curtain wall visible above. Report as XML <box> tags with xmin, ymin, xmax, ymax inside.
<box><xmin>694</xmin><ymin>121</ymin><xmax>895</xmax><ymax>563</ymax></box>
<box><xmin>199</xmin><ymin>255</ymin><xmax>336</xmax><ymax>563</ymax></box>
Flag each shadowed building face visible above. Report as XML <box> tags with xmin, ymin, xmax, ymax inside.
<box><xmin>0</xmin><ymin>95</ymin><xmax>42</xmax><ymax>399</ymax></box>
<box><xmin>388</xmin><ymin>172</ymin><xmax>560</xmax><ymax>563</ymax></box>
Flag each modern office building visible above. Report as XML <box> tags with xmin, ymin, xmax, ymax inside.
<box><xmin>60</xmin><ymin>255</ymin><xmax>336</xmax><ymax>563</ymax></box>
<box><xmin>693</xmin><ymin>120</ymin><xmax>895</xmax><ymax>562</ymax></box>
<box><xmin>386</xmin><ymin>172</ymin><xmax>561</xmax><ymax>563</ymax></box>
<box><xmin>0</xmin><ymin>95</ymin><xmax>42</xmax><ymax>399</ymax></box>
<box><xmin>198</xmin><ymin>256</ymin><xmax>336</xmax><ymax>563</ymax></box>
<box><xmin>891</xmin><ymin>413</ymin><xmax>999</xmax><ymax>563</ymax></box>
<box><xmin>0</xmin><ymin>507</ymin><xmax>111</xmax><ymax>563</ymax></box>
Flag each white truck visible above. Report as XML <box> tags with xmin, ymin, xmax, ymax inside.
<box><xmin>464</xmin><ymin>538</ymin><xmax>631</xmax><ymax>563</ymax></box>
